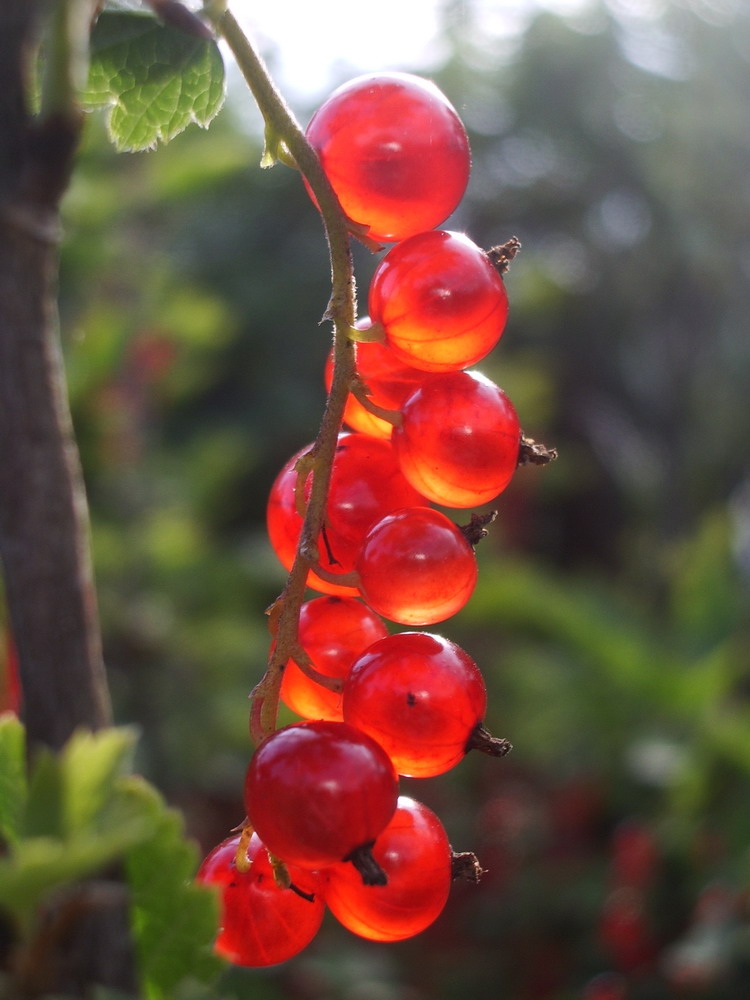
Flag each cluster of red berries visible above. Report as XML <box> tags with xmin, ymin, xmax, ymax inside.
<box><xmin>197</xmin><ymin>72</ymin><xmax>541</xmax><ymax>968</ymax></box>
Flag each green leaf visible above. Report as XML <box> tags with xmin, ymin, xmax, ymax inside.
<box><xmin>0</xmin><ymin>780</ymin><xmax>155</xmax><ymax>918</ymax></box>
<box><xmin>21</xmin><ymin>726</ymin><xmax>138</xmax><ymax>840</ymax></box>
<box><xmin>22</xmin><ymin>748</ymin><xmax>66</xmax><ymax>840</ymax></box>
<box><xmin>124</xmin><ymin>780</ymin><xmax>222</xmax><ymax>998</ymax></box>
<box><xmin>0</xmin><ymin>714</ymin><xmax>27</xmax><ymax>847</ymax></box>
<box><xmin>60</xmin><ymin>726</ymin><xmax>138</xmax><ymax>834</ymax></box>
<box><xmin>82</xmin><ymin>12</ymin><xmax>225</xmax><ymax>152</ymax></box>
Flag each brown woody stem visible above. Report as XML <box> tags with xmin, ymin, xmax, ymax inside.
<box><xmin>451</xmin><ymin>850</ymin><xmax>487</xmax><ymax>883</ymax></box>
<box><xmin>459</xmin><ymin>511</ymin><xmax>497</xmax><ymax>547</ymax></box>
<box><xmin>486</xmin><ymin>236</ymin><xmax>522</xmax><ymax>274</ymax></box>
<box><xmin>518</xmin><ymin>434</ymin><xmax>558</xmax><ymax>467</ymax></box>
<box><xmin>466</xmin><ymin>721</ymin><xmax>513</xmax><ymax>758</ymax></box>
<box><xmin>205</xmin><ymin>8</ymin><xmax>359</xmax><ymax>745</ymax></box>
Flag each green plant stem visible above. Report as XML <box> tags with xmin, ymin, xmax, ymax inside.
<box><xmin>204</xmin><ymin>5</ymin><xmax>359</xmax><ymax>744</ymax></box>
<box><xmin>40</xmin><ymin>0</ymin><xmax>97</xmax><ymax>121</ymax></box>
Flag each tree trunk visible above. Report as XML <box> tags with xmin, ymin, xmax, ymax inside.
<box><xmin>0</xmin><ymin>6</ymin><xmax>135</xmax><ymax>995</ymax></box>
<box><xmin>0</xmin><ymin>3</ymin><xmax>112</xmax><ymax>754</ymax></box>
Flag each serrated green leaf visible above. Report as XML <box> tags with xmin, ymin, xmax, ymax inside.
<box><xmin>0</xmin><ymin>809</ymin><xmax>153</xmax><ymax>918</ymax></box>
<box><xmin>0</xmin><ymin>713</ymin><xmax>27</xmax><ymax>847</ymax></box>
<box><xmin>82</xmin><ymin>12</ymin><xmax>225</xmax><ymax>152</ymax></box>
<box><xmin>22</xmin><ymin>748</ymin><xmax>65</xmax><ymax>840</ymax></box>
<box><xmin>60</xmin><ymin>726</ymin><xmax>138</xmax><ymax>834</ymax></box>
<box><xmin>124</xmin><ymin>781</ymin><xmax>222</xmax><ymax>998</ymax></box>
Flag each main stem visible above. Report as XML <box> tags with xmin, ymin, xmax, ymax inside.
<box><xmin>206</xmin><ymin>6</ymin><xmax>359</xmax><ymax>744</ymax></box>
<box><xmin>0</xmin><ymin>0</ymin><xmax>112</xmax><ymax>756</ymax></box>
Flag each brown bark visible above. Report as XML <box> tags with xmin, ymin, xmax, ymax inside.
<box><xmin>0</xmin><ymin>4</ymin><xmax>112</xmax><ymax>754</ymax></box>
<box><xmin>0</xmin><ymin>6</ymin><xmax>136</xmax><ymax>997</ymax></box>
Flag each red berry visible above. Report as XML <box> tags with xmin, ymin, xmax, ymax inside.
<box><xmin>609</xmin><ymin>820</ymin><xmax>659</xmax><ymax>889</ymax></box>
<box><xmin>266</xmin><ymin>433</ymin><xmax>424</xmax><ymax>596</ymax></box>
<box><xmin>392</xmin><ymin>370</ymin><xmax>521</xmax><ymax>507</ymax></box>
<box><xmin>356</xmin><ymin>507</ymin><xmax>477</xmax><ymax>625</ymax></box>
<box><xmin>599</xmin><ymin>887</ymin><xmax>656</xmax><ymax>971</ymax></box>
<box><xmin>1</xmin><ymin>631</ymin><xmax>21</xmax><ymax>715</ymax></box>
<box><xmin>324</xmin><ymin>335</ymin><xmax>430</xmax><ymax>440</ymax></box>
<box><xmin>280</xmin><ymin>596</ymin><xmax>389</xmax><ymax>722</ymax></box>
<box><xmin>196</xmin><ymin>832</ymin><xmax>325</xmax><ymax>967</ymax></box>
<box><xmin>305</xmin><ymin>72</ymin><xmax>470</xmax><ymax>244</ymax></box>
<box><xmin>322</xmin><ymin>796</ymin><xmax>451</xmax><ymax>941</ymax></box>
<box><xmin>368</xmin><ymin>230</ymin><xmax>508</xmax><ymax>372</ymax></box>
<box><xmin>343</xmin><ymin>632</ymin><xmax>487</xmax><ymax>777</ymax></box>
<box><xmin>244</xmin><ymin>720</ymin><xmax>398</xmax><ymax>875</ymax></box>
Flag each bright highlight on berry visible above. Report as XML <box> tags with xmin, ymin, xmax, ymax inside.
<box><xmin>393</xmin><ymin>370</ymin><xmax>522</xmax><ymax>507</ymax></box>
<box><xmin>368</xmin><ymin>230</ymin><xmax>509</xmax><ymax>372</ymax></box>
<box><xmin>356</xmin><ymin>507</ymin><xmax>478</xmax><ymax>626</ymax></box>
<box><xmin>280</xmin><ymin>596</ymin><xmax>388</xmax><ymax>722</ymax></box>
<box><xmin>244</xmin><ymin>720</ymin><xmax>399</xmax><ymax>878</ymax></box>
<box><xmin>266</xmin><ymin>432</ymin><xmax>425</xmax><ymax>596</ymax></box>
<box><xmin>305</xmin><ymin>72</ymin><xmax>470</xmax><ymax>244</ymax></box>
<box><xmin>343</xmin><ymin>631</ymin><xmax>489</xmax><ymax>777</ymax></box>
<box><xmin>196</xmin><ymin>832</ymin><xmax>325</xmax><ymax>967</ymax></box>
<box><xmin>322</xmin><ymin>796</ymin><xmax>452</xmax><ymax>941</ymax></box>
<box><xmin>324</xmin><ymin>336</ymin><xmax>430</xmax><ymax>440</ymax></box>
<box><xmin>201</xmin><ymin>57</ymin><xmax>554</xmax><ymax>970</ymax></box>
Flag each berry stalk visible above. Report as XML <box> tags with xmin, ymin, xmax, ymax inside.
<box><xmin>203</xmin><ymin>4</ymin><xmax>359</xmax><ymax>743</ymax></box>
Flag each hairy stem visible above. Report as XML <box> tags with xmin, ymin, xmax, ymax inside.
<box><xmin>205</xmin><ymin>6</ymin><xmax>359</xmax><ymax>744</ymax></box>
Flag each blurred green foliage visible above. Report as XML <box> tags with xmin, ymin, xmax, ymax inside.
<box><xmin>5</xmin><ymin>0</ymin><xmax>750</xmax><ymax>996</ymax></box>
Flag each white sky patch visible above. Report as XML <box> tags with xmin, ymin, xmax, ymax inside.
<box><xmin>229</xmin><ymin>0</ymin><xmax>446</xmax><ymax>102</ymax></box>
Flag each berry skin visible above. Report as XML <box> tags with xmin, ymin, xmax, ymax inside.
<box><xmin>392</xmin><ymin>370</ymin><xmax>521</xmax><ymax>508</ymax></box>
<box><xmin>356</xmin><ymin>507</ymin><xmax>477</xmax><ymax>626</ymax></box>
<box><xmin>244</xmin><ymin>720</ymin><xmax>399</xmax><ymax>875</ymax></box>
<box><xmin>304</xmin><ymin>72</ymin><xmax>470</xmax><ymax>244</ymax></box>
<box><xmin>266</xmin><ymin>432</ymin><xmax>425</xmax><ymax>597</ymax></box>
<box><xmin>196</xmin><ymin>832</ymin><xmax>325</xmax><ymax>967</ymax></box>
<box><xmin>280</xmin><ymin>596</ymin><xmax>389</xmax><ymax>722</ymax></box>
<box><xmin>1</xmin><ymin>631</ymin><xmax>21</xmax><ymax>715</ymax></box>
<box><xmin>368</xmin><ymin>230</ymin><xmax>508</xmax><ymax>372</ymax></box>
<box><xmin>324</xmin><ymin>336</ymin><xmax>430</xmax><ymax>440</ymax></box>
<box><xmin>322</xmin><ymin>796</ymin><xmax>451</xmax><ymax>942</ymax></box>
<box><xmin>343</xmin><ymin>631</ymin><xmax>487</xmax><ymax>777</ymax></box>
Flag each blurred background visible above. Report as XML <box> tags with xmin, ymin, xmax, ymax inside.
<box><xmin>6</xmin><ymin>0</ymin><xmax>750</xmax><ymax>996</ymax></box>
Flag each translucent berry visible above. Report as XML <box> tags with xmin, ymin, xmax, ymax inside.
<box><xmin>368</xmin><ymin>230</ymin><xmax>508</xmax><ymax>372</ymax></box>
<box><xmin>356</xmin><ymin>507</ymin><xmax>477</xmax><ymax>625</ymax></box>
<box><xmin>322</xmin><ymin>796</ymin><xmax>451</xmax><ymax>941</ymax></box>
<box><xmin>196</xmin><ymin>832</ymin><xmax>325</xmax><ymax>967</ymax></box>
<box><xmin>244</xmin><ymin>720</ymin><xmax>398</xmax><ymax>877</ymax></box>
<box><xmin>392</xmin><ymin>370</ymin><xmax>521</xmax><ymax>507</ymax></box>
<box><xmin>324</xmin><ymin>336</ymin><xmax>430</xmax><ymax>440</ymax></box>
<box><xmin>343</xmin><ymin>631</ymin><xmax>487</xmax><ymax>777</ymax></box>
<box><xmin>305</xmin><ymin>72</ymin><xmax>470</xmax><ymax>244</ymax></box>
<box><xmin>281</xmin><ymin>596</ymin><xmax>389</xmax><ymax>722</ymax></box>
<box><xmin>266</xmin><ymin>433</ymin><xmax>424</xmax><ymax>596</ymax></box>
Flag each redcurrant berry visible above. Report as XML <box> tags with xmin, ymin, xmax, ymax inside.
<box><xmin>280</xmin><ymin>596</ymin><xmax>389</xmax><ymax>722</ymax></box>
<box><xmin>305</xmin><ymin>72</ymin><xmax>470</xmax><ymax>244</ymax></box>
<box><xmin>196</xmin><ymin>832</ymin><xmax>325</xmax><ymax>967</ymax></box>
<box><xmin>343</xmin><ymin>631</ymin><xmax>487</xmax><ymax>777</ymax></box>
<box><xmin>356</xmin><ymin>507</ymin><xmax>477</xmax><ymax>625</ymax></box>
<box><xmin>322</xmin><ymin>796</ymin><xmax>451</xmax><ymax>942</ymax></box>
<box><xmin>266</xmin><ymin>433</ymin><xmax>424</xmax><ymax>596</ymax></box>
<box><xmin>244</xmin><ymin>720</ymin><xmax>398</xmax><ymax>878</ymax></box>
<box><xmin>392</xmin><ymin>370</ymin><xmax>521</xmax><ymax>507</ymax></box>
<box><xmin>368</xmin><ymin>230</ymin><xmax>508</xmax><ymax>372</ymax></box>
<box><xmin>324</xmin><ymin>336</ymin><xmax>429</xmax><ymax>440</ymax></box>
